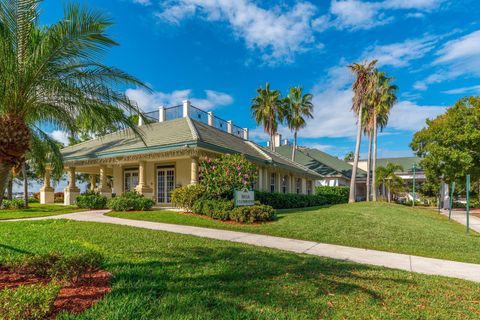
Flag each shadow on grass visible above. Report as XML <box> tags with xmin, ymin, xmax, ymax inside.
<box><xmin>0</xmin><ymin>243</ymin><xmax>32</xmax><ymax>255</ymax></box>
<box><xmin>100</xmin><ymin>246</ymin><xmax>413</xmax><ymax>318</ymax></box>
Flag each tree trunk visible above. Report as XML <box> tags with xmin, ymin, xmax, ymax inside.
<box><xmin>0</xmin><ymin>162</ymin><xmax>13</xmax><ymax>208</ymax></box>
<box><xmin>372</xmin><ymin>116</ymin><xmax>378</xmax><ymax>201</ymax></box>
<box><xmin>387</xmin><ymin>188</ymin><xmax>391</xmax><ymax>203</ymax></box>
<box><xmin>7</xmin><ymin>175</ymin><xmax>13</xmax><ymax>200</ymax></box>
<box><xmin>22</xmin><ymin>163</ymin><xmax>28</xmax><ymax>208</ymax></box>
<box><xmin>292</xmin><ymin>130</ymin><xmax>297</xmax><ymax>161</ymax></box>
<box><xmin>366</xmin><ymin>131</ymin><xmax>372</xmax><ymax>202</ymax></box>
<box><xmin>349</xmin><ymin>107</ymin><xmax>363</xmax><ymax>203</ymax></box>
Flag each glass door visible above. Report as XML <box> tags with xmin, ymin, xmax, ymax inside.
<box><xmin>124</xmin><ymin>170</ymin><xmax>139</xmax><ymax>193</ymax></box>
<box><xmin>157</xmin><ymin>168</ymin><xmax>175</xmax><ymax>204</ymax></box>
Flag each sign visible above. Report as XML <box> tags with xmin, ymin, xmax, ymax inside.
<box><xmin>234</xmin><ymin>189</ymin><xmax>255</xmax><ymax>207</ymax></box>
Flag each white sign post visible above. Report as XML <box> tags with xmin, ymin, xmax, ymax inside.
<box><xmin>234</xmin><ymin>189</ymin><xmax>255</xmax><ymax>207</ymax></box>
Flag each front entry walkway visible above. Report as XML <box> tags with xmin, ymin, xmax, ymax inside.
<box><xmin>440</xmin><ymin>209</ymin><xmax>480</xmax><ymax>233</ymax></box>
<box><xmin>4</xmin><ymin>210</ymin><xmax>480</xmax><ymax>283</ymax></box>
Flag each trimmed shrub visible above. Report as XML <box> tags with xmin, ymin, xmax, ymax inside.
<box><xmin>171</xmin><ymin>184</ymin><xmax>206</xmax><ymax>211</ymax></box>
<box><xmin>107</xmin><ymin>191</ymin><xmax>155</xmax><ymax>211</ymax></box>
<box><xmin>0</xmin><ymin>282</ymin><xmax>60</xmax><ymax>320</ymax></box>
<box><xmin>230</xmin><ymin>205</ymin><xmax>276</xmax><ymax>223</ymax></box>
<box><xmin>316</xmin><ymin>186</ymin><xmax>349</xmax><ymax>199</ymax></box>
<box><xmin>75</xmin><ymin>191</ymin><xmax>108</xmax><ymax>209</ymax></box>
<box><xmin>54</xmin><ymin>192</ymin><xmax>64</xmax><ymax>203</ymax></box>
<box><xmin>255</xmin><ymin>190</ymin><xmax>348</xmax><ymax>209</ymax></box>
<box><xmin>10</xmin><ymin>251</ymin><xmax>103</xmax><ymax>281</ymax></box>
<box><xmin>2</xmin><ymin>198</ymin><xmax>26</xmax><ymax>209</ymax></box>
<box><xmin>192</xmin><ymin>199</ymin><xmax>234</xmax><ymax>220</ymax></box>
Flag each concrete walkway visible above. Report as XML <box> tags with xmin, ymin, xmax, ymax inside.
<box><xmin>4</xmin><ymin>210</ymin><xmax>480</xmax><ymax>283</ymax></box>
<box><xmin>440</xmin><ymin>209</ymin><xmax>480</xmax><ymax>233</ymax></box>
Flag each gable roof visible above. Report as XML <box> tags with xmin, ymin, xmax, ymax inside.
<box><xmin>374</xmin><ymin>157</ymin><xmax>422</xmax><ymax>173</ymax></box>
<box><xmin>61</xmin><ymin>118</ymin><xmax>322</xmax><ymax>178</ymax></box>
<box><xmin>275</xmin><ymin>145</ymin><xmax>367</xmax><ymax>179</ymax></box>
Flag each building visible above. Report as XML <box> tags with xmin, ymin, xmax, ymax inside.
<box><xmin>273</xmin><ymin>135</ymin><xmax>367</xmax><ymax>201</ymax></box>
<box><xmin>39</xmin><ymin>101</ymin><xmax>322</xmax><ymax>206</ymax></box>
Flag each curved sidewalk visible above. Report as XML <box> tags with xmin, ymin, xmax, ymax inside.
<box><xmin>4</xmin><ymin>210</ymin><xmax>480</xmax><ymax>283</ymax></box>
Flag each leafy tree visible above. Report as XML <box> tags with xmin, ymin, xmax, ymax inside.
<box><xmin>283</xmin><ymin>86</ymin><xmax>314</xmax><ymax>161</ymax></box>
<box><xmin>347</xmin><ymin>60</ymin><xmax>377</xmax><ymax>203</ymax></box>
<box><xmin>411</xmin><ymin>96</ymin><xmax>480</xmax><ymax>186</ymax></box>
<box><xmin>0</xmin><ymin>1</ymin><xmax>147</xmax><ymax>207</ymax></box>
<box><xmin>375</xmin><ymin>163</ymin><xmax>405</xmax><ymax>202</ymax></box>
<box><xmin>251</xmin><ymin>83</ymin><xmax>283</xmax><ymax>151</ymax></box>
<box><xmin>343</xmin><ymin>151</ymin><xmax>354</xmax><ymax>161</ymax></box>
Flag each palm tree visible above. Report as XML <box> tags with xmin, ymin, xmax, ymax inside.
<box><xmin>376</xmin><ymin>163</ymin><xmax>404</xmax><ymax>202</ymax></box>
<box><xmin>251</xmin><ymin>83</ymin><xmax>282</xmax><ymax>152</ymax></box>
<box><xmin>0</xmin><ymin>1</ymin><xmax>147</xmax><ymax>207</ymax></box>
<box><xmin>362</xmin><ymin>103</ymin><xmax>375</xmax><ymax>202</ymax></box>
<box><xmin>370</xmin><ymin>72</ymin><xmax>397</xmax><ymax>201</ymax></box>
<box><xmin>283</xmin><ymin>86</ymin><xmax>314</xmax><ymax>161</ymax></box>
<box><xmin>347</xmin><ymin>60</ymin><xmax>377</xmax><ymax>203</ymax></box>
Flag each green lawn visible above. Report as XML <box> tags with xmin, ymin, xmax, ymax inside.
<box><xmin>1</xmin><ymin>219</ymin><xmax>480</xmax><ymax>319</ymax></box>
<box><xmin>0</xmin><ymin>203</ymin><xmax>81</xmax><ymax>220</ymax></box>
<box><xmin>107</xmin><ymin>202</ymin><xmax>480</xmax><ymax>264</ymax></box>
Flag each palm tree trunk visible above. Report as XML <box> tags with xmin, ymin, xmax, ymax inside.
<box><xmin>366</xmin><ymin>131</ymin><xmax>372</xmax><ymax>202</ymax></box>
<box><xmin>387</xmin><ymin>188</ymin><xmax>391</xmax><ymax>203</ymax></box>
<box><xmin>22</xmin><ymin>163</ymin><xmax>28</xmax><ymax>208</ymax></box>
<box><xmin>349</xmin><ymin>107</ymin><xmax>363</xmax><ymax>203</ymax></box>
<box><xmin>372</xmin><ymin>116</ymin><xmax>378</xmax><ymax>201</ymax></box>
<box><xmin>0</xmin><ymin>162</ymin><xmax>13</xmax><ymax>208</ymax></box>
<box><xmin>292</xmin><ymin>130</ymin><xmax>297</xmax><ymax>161</ymax></box>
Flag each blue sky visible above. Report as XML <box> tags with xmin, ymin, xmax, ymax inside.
<box><xmin>41</xmin><ymin>0</ymin><xmax>480</xmax><ymax>159</ymax></box>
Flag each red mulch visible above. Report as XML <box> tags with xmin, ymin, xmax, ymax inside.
<box><xmin>0</xmin><ymin>267</ymin><xmax>111</xmax><ymax>318</ymax></box>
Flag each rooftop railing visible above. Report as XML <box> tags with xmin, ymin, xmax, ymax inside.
<box><xmin>138</xmin><ymin>100</ymin><xmax>249</xmax><ymax>140</ymax></box>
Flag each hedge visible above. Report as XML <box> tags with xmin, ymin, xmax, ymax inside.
<box><xmin>315</xmin><ymin>186</ymin><xmax>349</xmax><ymax>202</ymax></box>
<box><xmin>255</xmin><ymin>188</ymin><xmax>348</xmax><ymax>209</ymax></box>
<box><xmin>171</xmin><ymin>184</ymin><xmax>206</xmax><ymax>211</ymax></box>
<box><xmin>76</xmin><ymin>192</ymin><xmax>108</xmax><ymax>209</ymax></box>
<box><xmin>108</xmin><ymin>191</ymin><xmax>155</xmax><ymax>211</ymax></box>
<box><xmin>191</xmin><ymin>198</ymin><xmax>275</xmax><ymax>223</ymax></box>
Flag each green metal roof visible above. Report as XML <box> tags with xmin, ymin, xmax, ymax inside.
<box><xmin>61</xmin><ymin>118</ymin><xmax>321</xmax><ymax>178</ymax></box>
<box><xmin>374</xmin><ymin>157</ymin><xmax>422</xmax><ymax>172</ymax></box>
<box><xmin>276</xmin><ymin>145</ymin><xmax>367</xmax><ymax>179</ymax></box>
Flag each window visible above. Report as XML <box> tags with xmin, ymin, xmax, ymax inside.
<box><xmin>307</xmin><ymin>180</ymin><xmax>313</xmax><ymax>195</ymax></box>
<box><xmin>281</xmin><ymin>175</ymin><xmax>288</xmax><ymax>194</ymax></box>
<box><xmin>124</xmin><ymin>170</ymin><xmax>139</xmax><ymax>193</ymax></box>
<box><xmin>296</xmin><ymin>178</ymin><xmax>301</xmax><ymax>194</ymax></box>
<box><xmin>270</xmin><ymin>173</ymin><xmax>276</xmax><ymax>193</ymax></box>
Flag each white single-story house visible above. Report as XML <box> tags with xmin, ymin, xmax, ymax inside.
<box><xmin>39</xmin><ymin>101</ymin><xmax>322</xmax><ymax>206</ymax></box>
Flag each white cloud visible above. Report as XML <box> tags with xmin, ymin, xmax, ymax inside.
<box><xmin>49</xmin><ymin>130</ymin><xmax>69</xmax><ymax>145</ymax></box>
<box><xmin>442</xmin><ymin>85</ymin><xmax>480</xmax><ymax>95</ymax></box>
<box><xmin>413</xmin><ymin>30</ymin><xmax>480</xmax><ymax>90</ymax></box>
<box><xmin>329</xmin><ymin>0</ymin><xmax>443</xmax><ymax>30</ymax></box>
<box><xmin>125</xmin><ymin>88</ymin><xmax>234</xmax><ymax>112</ymax></box>
<box><xmin>362</xmin><ymin>36</ymin><xmax>437</xmax><ymax>67</ymax></box>
<box><xmin>155</xmin><ymin>0</ymin><xmax>321</xmax><ymax>64</ymax></box>
<box><xmin>388</xmin><ymin>101</ymin><xmax>446</xmax><ymax>131</ymax></box>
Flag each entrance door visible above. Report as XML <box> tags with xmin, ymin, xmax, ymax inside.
<box><xmin>124</xmin><ymin>170</ymin><xmax>139</xmax><ymax>193</ymax></box>
<box><xmin>157</xmin><ymin>168</ymin><xmax>175</xmax><ymax>204</ymax></box>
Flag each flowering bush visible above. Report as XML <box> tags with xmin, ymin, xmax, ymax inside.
<box><xmin>199</xmin><ymin>154</ymin><xmax>258</xmax><ymax>199</ymax></box>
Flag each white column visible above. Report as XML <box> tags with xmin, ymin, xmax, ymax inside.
<box><xmin>98</xmin><ymin>165</ymin><xmax>112</xmax><ymax>198</ymax></box>
<box><xmin>40</xmin><ymin>169</ymin><xmax>54</xmax><ymax>204</ymax></box>
<box><xmin>135</xmin><ymin>160</ymin><xmax>153</xmax><ymax>198</ymax></box>
<box><xmin>138</xmin><ymin>116</ymin><xmax>144</xmax><ymax>126</ymax></box>
<box><xmin>208</xmin><ymin>112</ymin><xmax>214</xmax><ymax>126</ymax></box>
<box><xmin>227</xmin><ymin>120</ymin><xmax>233</xmax><ymax>134</ymax></box>
<box><xmin>159</xmin><ymin>106</ymin><xmax>166</xmax><ymax>122</ymax></box>
<box><xmin>64</xmin><ymin>167</ymin><xmax>80</xmax><ymax>205</ymax></box>
<box><xmin>190</xmin><ymin>157</ymin><xmax>199</xmax><ymax>185</ymax></box>
<box><xmin>243</xmin><ymin>128</ymin><xmax>249</xmax><ymax>140</ymax></box>
<box><xmin>258</xmin><ymin>168</ymin><xmax>263</xmax><ymax>191</ymax></box>
<box><xmin>89</xmin><ymin>174</ymin><xmax>97</xmax><ymax>191</ymax></box>
<box><xmin>301</xmin><ymin>178</ymin><xmax>307</xmax><ymax>195</ymax></box>
<box><xmin>183</xmin><ymin>100</ymin><xmax>191</xmax><ymax>118</ymax></box>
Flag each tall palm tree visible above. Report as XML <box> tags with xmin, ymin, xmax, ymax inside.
<box><xmin>0</xmin><ymin>1</ymin><xmax>147</xmax><ymax>207</ymax></box>
<box><xmin>362</xmin><ymin>104</ymin><xmax>375</xmax><ymax>201</ymax></box>
<box><xmin>251</xmin><ymin>83</ymin><xmax>282</xmax><ymax>152</ymax></box>
<box><xmin>347</xmin><ymin>60</ymin><xmax>377</xmax><ymax>203</ymax></box>
<box><xmin>283</xmin><ymin>86</ymin><xmax>314</xmax><ymax>161</ymax></box>
<box><xmin>370</xmin><ymin>72</ymin><xmax>397</xmax><ymax>201</ymax></box>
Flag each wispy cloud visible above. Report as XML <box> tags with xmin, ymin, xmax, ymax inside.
<box><xmin>155</xmin><ymin>0</ymin><xmax>321</xmax><ymax>64</ymax></box>
<box><xmin>328</xmin><ymin>0</ymin><xmax>444</xmax><ymax>30</ymax></box>
<box><xmin>442</xmin><ymin>85</ymin><xmax>480</xmax><ymax>95</ymax></box>
<box><xmin>132</xmin><ymin>0</ymin><xmax>151</xmax><ymax>6</ymax></box>
<box><xmin>49</xmin><ymin>130</ymin><xmax>69</xmax><ymax>145</ymax></box>
<box><xmin>125</xmin><ymin>88</ymin><xmax>234</xmax><ymax>112</ymax></box>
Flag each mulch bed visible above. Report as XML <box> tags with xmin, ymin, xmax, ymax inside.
<box><xmin>0</xmin><ymin>267</ymin><xmax>111</xmax><ymax>318</ymax></box>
